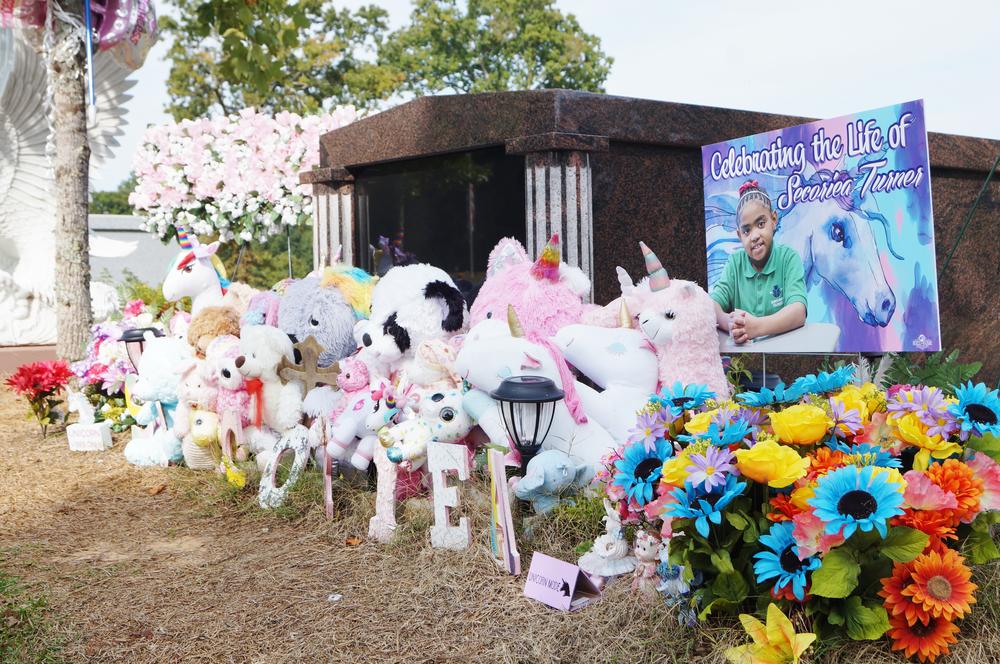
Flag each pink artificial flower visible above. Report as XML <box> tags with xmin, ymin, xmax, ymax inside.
<box><xmin>966</xmin><ymin>452</ymin><xmax>1000</xmax><ymax>512</ymax></box>
<box><xmin>903</xmin><ymin>470</ymin><xmax>959</xmax><ymax>511</ymax></box>
<box><xmin>123</xmin><ymin>299</ymin><xmax>145</xmax><ymax>317</ymax></box>
<box><xmin>886</xmin><ymin>383</ymin><xmax>914</xmax><ymax>399</ymax></box>
<box><xmin>791</xmin><ymin>511</ymin><xmax>845</xmax><ymax>559</ymax></box>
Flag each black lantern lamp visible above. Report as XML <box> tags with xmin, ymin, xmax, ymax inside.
<box><xmin>120</xmin><ymin>327</ymin><xmax>164</xmax><ymax>372</ymax></box>
<box><xmin>490</xmin><ymin>376</ymin><xmax>564</xmax><ymax>472</ymax></box>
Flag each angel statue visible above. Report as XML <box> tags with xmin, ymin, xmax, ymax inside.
<box><xmin>0</xmin><ymin>5</ymin><xmax>157</xmax><ymax>344</ymax></box>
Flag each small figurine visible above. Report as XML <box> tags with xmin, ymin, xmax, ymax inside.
<box><xmin>512</xmin><ymin>449</ymin><xmax>591</xmax><ymax>515</ymax></box>
<box><xmin>578</xmin><ymin>498</ymin><xmax>636</xmax><ymax>577</ymax></box>
<box><xmin>632</xmin><ymin>529</ymin><xmax>662</xmax><ymax>599</ymax></box>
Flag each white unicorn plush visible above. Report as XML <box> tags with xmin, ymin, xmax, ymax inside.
<box><xmin>552</xmin><ymin>304</ymin><xmax>660</xmax><ymax>442</ymax></box>
<box><xmin>161</xmin><ymin>226</ymin><xmax>256</xmax><ymax>317</ymax></box>
<box><xmin>453</xmin><ymin>308</ymin><xmax>615</xmax><ymax>473</ymax></box>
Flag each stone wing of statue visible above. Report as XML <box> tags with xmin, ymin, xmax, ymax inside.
<box><xmin>0</xmin><ymin>27</ymin><xmax>141</xmax><ymax>344</ymax></box>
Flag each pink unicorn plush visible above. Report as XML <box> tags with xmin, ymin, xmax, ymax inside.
<box><xmin>469</xmin><ymin>234</ymin><xmax>591</xmax><ymax>338</ymax></box>
<box><xmin>587</xmin><ymin>242</ymin><xmax>730</xmax><ymax>399</ymax></box>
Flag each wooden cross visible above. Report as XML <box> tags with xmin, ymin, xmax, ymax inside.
<box><xmin>279</xmin><ymin>335</ymin><xmax>340</xmax><ymax>392</ymax></box>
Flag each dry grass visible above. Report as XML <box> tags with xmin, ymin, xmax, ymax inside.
<box><xmin>1</xmin><ymin>388</ymin><xmax>999</xmax><ymax>663</ymax></box>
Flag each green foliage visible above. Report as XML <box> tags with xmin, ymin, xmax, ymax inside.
<box><xmin>810</xmin><ymin>549</ymin><xmax>859</xmax><ymax>598</ymax></box>
<box><xmin>843</xmin><ymin>596</ymin><xmax>890</xmax><ymax>641</ymax></box>
<box><xmin>215</xmin><ymin>225</ymin><xmax>313</xmax><ymax>290</ymax></box>
<box><xmin>964</xmin><ymin>512</ymin><xmax>1000</xmax><ymax>564</ymax></box>
<box><xmin>114</xmin><ymin>269</ymin><xmax>189</xmax><ymax>322</ymax></box>
<box><xmin>380</xmin><ymin>0</ymin><xmax>612</xmax><ymax>95</ymax></box>
<box><xmin>163</xmin><ymin>0</ymin><xmax>399</xmax><ymax>119</ymax></box>
<box><xmin>879</xmin><ymin>527</ymin><xmax>929</xmax><ymax>563</ymax></box>
<box><xmin>884</xmin><ymin>349</ymin><xmax>982</xmax><ymax>395</ymax></box>
<box><xmin>0</xmin><ymin>572</ymin><xmax>62</xmax><ymax>662</ymax></box>
<box><xmin>725</xmin><ymin>355</ymin><xmax>753</xmax><ymax>392</ymax></box>
<box><xmin>89</xmin><ymin>175</ymin><xmax>136</xmax><ymax>215</ymax></box>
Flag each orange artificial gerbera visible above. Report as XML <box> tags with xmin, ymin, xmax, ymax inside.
<box><xmin>887</xmin><ymin>613</ymin><xmax>959</xmax><ymax>663</ymax></box>
<box><xmin>806</xmin><ymin>447</ymin><xmax>847</xmax><ymax>480</ymax></box>
<box><xmin>893</xmin><ymin>509</ymin><xmax>958</xmax><ymax>554</ymax></box>
<box><xmin>901</xmin><ymin>549</ymin><xmax>977</xmax><ymax>621</ymax></box>
<box><xmin>880</xmin><ymin>562</ymin><xmax>930</xmax><ymax>626</ymax></box>
<box><xmin>766</xmin><ymin>493</ymin><xmax>802</xmax><ymax>522</ymax></box>
<box><xmin>925</xmin><ymin>459</ymin><xmax>983</xmax><ymax>526</ymax></box>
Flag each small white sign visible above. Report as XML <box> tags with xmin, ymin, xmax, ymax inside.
<box><xmin>67</xmin><ymin>421</ymin><xmax>113</xmax><ymax>452</ymax></box>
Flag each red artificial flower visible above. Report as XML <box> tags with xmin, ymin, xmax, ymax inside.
<box><xmin>766</xmin><ymin>493</ymin><xmax>802</xmax><ymax>522</ymax></box>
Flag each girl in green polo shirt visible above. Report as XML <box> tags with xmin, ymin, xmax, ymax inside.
<box><xmin>711</xmin><ymin>180</ymin><xmax>807</xmax><ymax>344</ymax></box>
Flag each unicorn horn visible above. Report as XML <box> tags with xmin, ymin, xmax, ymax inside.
<box><xmin>618</xmin><ymin>299</ymin><xmax>632</xmax><ymax>328</ymax></box>
<box><xmin>175</xmin><ymin>225</ymin><xmax>194</xmax><ymax>250</ymax></box>
<box><xmin>639</xmin><ymin>241</ymin><xmax>670</xmax><ymax>292</ymax></box>
<box><xmin>507</xmin><ymin>304</ymin><xmax>524</xmax><ymax>338</ymax></box>
<box><xmin>529</xmin><ymin>233</ymin><xmax>561</xmax><ymax>282</ymax></box>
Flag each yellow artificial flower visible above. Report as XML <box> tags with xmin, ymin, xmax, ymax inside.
<box><xmin>871</xmin><ymin>466</ymin><xmax>907</xmax><ymax>492</ymax></box>
<box><xmin>832</xmin><ymin>384</ymin><xmax>870</xmax><ymax>424</ymax></box>
<box><xmin>893</xmin><ymin>412</ymin><xmax>962</xmax><ymax>471</ymax></box>
<box><xmin>769</xmin><ymin>404</ymin><xmax>832</xmax><ymax>445</ymax></box>
<box><xmin>661</xmin><ymin>441</ymin><xmax>709</xmax><ymax>486</ymax></box>
<box><xmin>735</xmin><ymin>440</ymin><xmax>808</xmax><ymax>488</ymax></box>
<box><xmin>684</xmin><ymin>409</ymin><xmax>716</xmax><ymax>435</ymax></box>
<box><xmin>860</xmin><ymin>382</ymin><xmax>886</xmax><ymax>414</ymax></box>
<box><xmin>790</xmin><ymin>483</ymin><xmax>816</xmax><ymax>511</ymax></box>
<box><xmin>725</xmin><ymin>603</ymin><xmax>817</xmax><ymax>664</ymax></box>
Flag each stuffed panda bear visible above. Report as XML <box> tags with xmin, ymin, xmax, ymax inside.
<box><xmin>354</xmin><ymin>263</ymin><xmax>467</xmax><ymax>378</ymax></box>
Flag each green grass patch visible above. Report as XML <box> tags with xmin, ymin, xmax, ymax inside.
<box><xmin>0</xmin><ymin>572</ymin><xmax>62</xmax><ymax>663</ymax></box>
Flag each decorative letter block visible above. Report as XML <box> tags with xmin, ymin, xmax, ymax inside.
<box><xmin>368</xmin><ymin>443</ymin><xmax>398</xmax><ymax>543</ymax></box>
<box><xmin>427</xmin><ymin>441</ymin><xmax>471</xmax><ymax>550</ymax></box>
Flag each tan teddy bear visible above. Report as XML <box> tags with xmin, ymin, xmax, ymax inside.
<box><xmin>186</xmin><ymin>306</ymin><xmax>241</xmax><ymax>358</ymax></box>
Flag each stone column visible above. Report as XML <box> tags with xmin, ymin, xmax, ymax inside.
<box><xmin>300</xmin><ymin>167</ymin><xmax>355</xmax><ymax>270</ymax></box>
<box><xmin>506</xmin><ymin>133</ymin><xmax>608</xmax><ymax>300</ymax></box>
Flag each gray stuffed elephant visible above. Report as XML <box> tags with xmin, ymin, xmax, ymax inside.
<box><xmin>513</xmin><ymin>450</ymin><xmax>592</xmax><ymax>514</ymax></box>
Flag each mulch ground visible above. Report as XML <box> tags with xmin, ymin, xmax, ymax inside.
<box><xmin>1</xmin><ymin>388</ymin><xmax>998</xmax><ymax>663</ymax></box>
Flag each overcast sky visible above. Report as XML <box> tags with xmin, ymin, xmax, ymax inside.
<box><xmin>91</xmin><ymin>0</ymin><xmax>1000</xmax><ymax>190</ymax></box>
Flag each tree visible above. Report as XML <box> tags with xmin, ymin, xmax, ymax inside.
<box><xmin>51</xmin><ymin>5</ymin><xmax>93</xmax><ymax>361</ymax></box>
<box><xmin>90</xmin><ymin>174</ymin><xmax>137</xmax><ymax>215</ymax></box>
<box><xmin>162</xmin><ymin>0</ymin><xmax>401</xmax><ymax>120</ymax></box>
<box><xmin>379</xmin><ymin>0</ymin><xmax>613</xmax><ymax>95</ymax></box>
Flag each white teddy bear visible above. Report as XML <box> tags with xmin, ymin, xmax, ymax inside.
<box><xmin>235</xmin><ymin>325</ymin><xmax>304</xmax><ymax>471</ymax></box>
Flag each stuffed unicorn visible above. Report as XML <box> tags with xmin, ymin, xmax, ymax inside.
<box><xmin>469</xmin><ymin>234</ymin><xmax>591</xmax><ymax>338</ymax></box>
<box><xmin>453</xmin><ymin>309</ymin><xmax>615</xmax><ymax>473</ymax></box>
<box><xmin>552</xmin><ymin>307</ymin><xmax>660</xmax><ymax>442</ymax></box>
<box><xmin>162</xmin><ymin>226</ymin><xmax>258</xmax><ymax>317</ymax></box>
<box><xmin>586</xmin><ymin>242</ymin><xmax>729</xmax><ymax>398</ymax></box>
<box><xmin>123</xmin><ymin>333</ymin><xmax>192</xmax><ymax>466</ymax></box>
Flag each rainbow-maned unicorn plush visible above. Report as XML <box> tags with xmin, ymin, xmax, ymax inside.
<box><xmin>162</xmin><ymin>227</ymin><xmax>232</xmax><ymax>316</ymax></box>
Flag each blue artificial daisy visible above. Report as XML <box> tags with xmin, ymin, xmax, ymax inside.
<box><xmin>612</xmin><ymin>438</ymin><xmax>673</xmax><ymax>506</ymax></box>
<box><xmin>788</xmin><ymin>366</ymin><xmax>856</xmax><ymax>397</ymax></box>
<box><xmin>826</xmin><ymin>440</ymin><xmax>902</xmax><ymax>468</ymax></box>
<box><xmin>808</xmin><ymin>465</ymin><xmax>904</xmax><ymax>539</ymax></box>
<box><xmin>656</xmin><ymin>382</ymin><xmax>716</xmax><ymax>417</ymax></box>
<box><xmin>734</xmin><ymin>381</ymin><xmax>805</xmax><ymax>407</ymax></box>
<box><xmin>949</xmin><ymin>381</ymin><xmax>1000</xmax><ymax>440</ymax></box>
<box><xmin>663</xmin><ymin>474</ymin><xmax>747</xmax><ymax>538</ymax></box>
<box><xmin>753</xmin><ymin>521</ymin><xmax>821</xmax><ymax>601</ymax></box>
<box><xmin>677</xmin><ymin>420</ymin><xmax>752</xmax><ymax>447</ymax></box>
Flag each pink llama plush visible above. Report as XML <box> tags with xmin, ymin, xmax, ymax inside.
<box><xmin>597</xmin><ymin>242</ymin><xmax>730</xmax><ymax>399</ymax></box>
<box><xmin>205</xmin><ymin>334</ymin><xmax>252</xmax><ymax>460</ymax></box>
<box><xmin>469</xmin><ymin>234</ymin><xmax>592</xmax><ymax>337</ymax></box>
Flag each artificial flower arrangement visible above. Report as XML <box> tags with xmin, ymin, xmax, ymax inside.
<box><xmin>593</xmin><ymin>370</ymin><xmax>1000</xmax><ymax>663</ymax></box>
<box><xmin>72</xmin><ymin>299</ymin><xmax>161</xmax><ymax>397</ymax></box>
<box><xmin>130</xmin><ymin>107</ymin><xmax>357</xmax><ymax>243</ymax></box>
<box><xmin>4</xmin><ymin>360</ymin><xmax>74</xmax><ymax>436</ymax></box>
